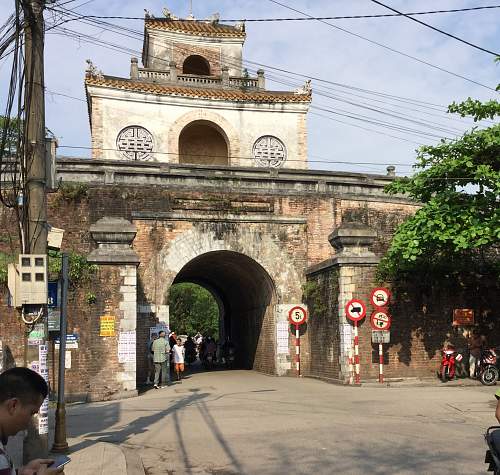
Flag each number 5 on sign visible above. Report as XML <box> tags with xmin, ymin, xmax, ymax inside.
<box><xmin>288</xmin><ymin>306</ymin><xmax>307</xmax><ymax>326</ymax></box>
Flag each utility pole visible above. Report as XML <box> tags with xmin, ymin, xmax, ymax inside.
<box><xmin>21</xmin><ymin>0</ymin><xmax>49</xmax><ymax>463</ymax></box>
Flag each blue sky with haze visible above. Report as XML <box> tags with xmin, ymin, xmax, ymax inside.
<box><xmin>1</xmin><ymin>0</ymin><xmax>499</xmax><ymax>175</ymax></box>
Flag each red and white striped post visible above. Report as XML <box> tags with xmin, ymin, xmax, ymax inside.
<box><xmin>353</xmin><ymin>320</ymin><xmax>360</xmax><ymax>384</ymax></box>
<box><xmin>295</xmin><ymin>324</ymin><xmax>300</xmax><ymax>376</ymax></box>
<box><xmin>288</xmin><ymin>306</ymin><xmax>307</xmax><ymax>377</ymax></box>
<box><xmin>378</xmin><ymin>342</ymin><xmax>384</xmax><ymax>383</ymax></box>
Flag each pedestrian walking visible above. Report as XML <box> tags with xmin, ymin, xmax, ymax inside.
<box><xmin>146</xmin><ymin>332</ymin><xmax>158</xmax><ymax>385</ymax></box>
<box><xmin>152</xmin><ymin>330</ymin><xmax>170</xmax><ymax>389</ymax></box>
<box><xmin>0</xmin><ymin>367</ymin><xmax>64</xmax><ymax>475</ymax></box>
<box><xmin>173</xmin><ymin>338</ymin><xmax>185</xmax><ymax>382</ymax></box>
<box><xmin>468</xmin><ymin>329</ymin><xmax>486</xmax><ymax>378</ymax></box>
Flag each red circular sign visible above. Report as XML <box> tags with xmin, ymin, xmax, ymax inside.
<box><xmin>288</xmin><ymin>306</ymin><xmax>307</xmax><ymax>326</ymax></box>
<box><xmin>370</xmin><ymin>288</ymin><xmax>391</xmax><ymax>308</ymax></box>
<box><xmin>345</xmin><ymin>299</ymin><xmax>367</xmax><ymax>322</ymax></box>
<box><xmin>370</xmin><ymin>309</ymin><xmax>391</xmax><ymax>331</ymax></box>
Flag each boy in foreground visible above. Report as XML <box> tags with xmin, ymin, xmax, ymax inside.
<box><xmin>0</xmin><ymin>367</ymin><xmax>64</xmax><ymax>474</ymax></box>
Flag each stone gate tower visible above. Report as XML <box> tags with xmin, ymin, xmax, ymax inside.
<box><xmin>85</xmin><ymin>10</ymin><xmax>312</xmax><ymax>168</ymax></box>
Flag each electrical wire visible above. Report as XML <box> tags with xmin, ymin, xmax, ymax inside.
<box><xmin>370</xmin><ymin>0</ymin><xmax>499</xmax><ymax>57</ymax></box>
<box><xmin>43</xmin><ymin>4</ymin><xmax>500</xmax><ymax>22</ymax></box>
<box><xmin>267</xmin><ymin>0</ymin><xmax>498</xmax><ymax>92</ymax></box>
<box><xmin>45</xmin><ymin>5</ymin><xmax>496</xmax><ymax>115</ymax></box>
<box><xmin>56</xmin><ymin>144</ymin><xmax>417</xmax><ymax>167</ymax></box>
<box><xmin>45</xmin><ymin>22</ymin><xmax>479</xmax><ymax>142</ymax></box>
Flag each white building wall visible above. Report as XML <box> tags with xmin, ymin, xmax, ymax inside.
<box><xmin>89</xmin><ymin>88</ymin><xmax>309</xmax><ymax>169</ymax></box>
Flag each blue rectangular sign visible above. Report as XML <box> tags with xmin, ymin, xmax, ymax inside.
<box><xmin>48</xmin><ymin>281</ymin><xmax>58</xmax><ymax>308</ymax></box>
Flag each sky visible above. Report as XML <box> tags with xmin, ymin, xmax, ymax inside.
<box><xmin>1</xmin><ymin>0</ymin><xmax>499</xmax><ymax>176</ymax></box>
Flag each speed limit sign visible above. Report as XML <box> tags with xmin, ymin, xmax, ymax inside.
<box><xmin>288</xmin><ymin>306</ymin><xmax>307</xmax><ymax>326</ymax></box>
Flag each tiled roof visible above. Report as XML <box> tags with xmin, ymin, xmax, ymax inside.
<box><xmin>145</xmin><ymin>19</ymin><xmax>246</xmax><ymax>38</ymax></box>
<box><xmin>85</xmin><ymin>76</ymin><xmax>312</xmax><ymax>103</ymax></box>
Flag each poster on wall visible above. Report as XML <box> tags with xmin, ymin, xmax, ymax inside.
<box><xmin>28</xmin><ymin>324</ymin><xmax>45</xmax><ymax>345</ymax></box>
<box><xmin>100</xmin><ymin>315</ymin><xmax>116</xmax><ymax>336</ymax></box>
<box><xmin>149</xmin><ymin>322</ymin><xmax>169</xmax><ymax>339</ymax></box>
<box><xmin>276</xmin><ymin>321</ymin><xmax>289</xmax><ymax>355</ymax></box>
<box><xmin>118</xmin><ymin>331</ymin><xmax>136</xmax><ymax>363</ymax></box>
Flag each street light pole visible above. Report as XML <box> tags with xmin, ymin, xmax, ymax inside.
<box><xmin>52</xmin><ymin>253</ymin><xmax>69</xmax><ymax>453</ymax></box>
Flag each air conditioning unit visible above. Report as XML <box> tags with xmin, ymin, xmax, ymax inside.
<box><xmin>8</xmin><ymin>254</ymin><xmax>48</xmax><ymax>307</ymax></box>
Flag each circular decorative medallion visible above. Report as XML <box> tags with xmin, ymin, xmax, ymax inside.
<box><xmin>116</xmin><ymin>126</ymin><xmax>154</xmax><ymax>161</ymax></box>
<box><xmin>252</xmin><ymin>135</ymin><xmax>287</xmax><ymax>168</ymax></box>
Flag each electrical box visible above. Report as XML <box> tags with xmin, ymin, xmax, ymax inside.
<box><xmin>7</xmin><ymin>254</ymin><xmax>47</xmax><ymax>307</ymax></box>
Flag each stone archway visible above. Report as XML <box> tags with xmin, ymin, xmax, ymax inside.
<box><xmin>168</xmin><ymin>110</ymin><xmax>240</xmax><ymax>165</ymax></box>
<box><xmin>139</xmin><ymin>225</ymin><xmax>304</xmax><ymax>374</ymax></box>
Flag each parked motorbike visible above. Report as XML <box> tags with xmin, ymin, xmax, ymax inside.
<box><xmin>484</xmin><ymin>426</ymin><xmax>500</xmax><ymax>474</ymax></box>
<box><xmin>476</xmin><ymin>348</ymin><xmax>499</xmax><ymax>386</ymax></box>
<box><xmin>439</xmin><ymin>346</ymin><xmax>463</xmax><ymax>382</ymax></box>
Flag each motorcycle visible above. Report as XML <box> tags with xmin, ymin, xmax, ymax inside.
<box><xmin>476</xmin><ymin>348</ymin><xmax>499</xmax><ymax>386</ymax></box>
<box><xmin>484</xmin><ymin>426</ymin><xmax>500</xmax><ymax>474</ymax></box>
<box><xmin>439</xmin><ymin>346</ymin><xmax>463</xmax><ymax>382</ymax></box>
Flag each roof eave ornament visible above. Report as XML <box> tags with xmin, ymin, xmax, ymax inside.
<box><xmin>294</xmin><ymin>79</ymin><xmax>312</xmax><ymax>95</ymax></box>
<box><xmin>85</xmin><ymin>59</ymin><xmax>103</xmax><ymax>80</ymax></box>
<box><xmin>235</xmin><ymin>20</ymin><xmax>245</xmax><ymax>32</ymax></box>
<box><xmin>144</xmin><ymin>9</ymin><xmax>155</xmax><ymax>19</ymax></box>
<box><xmin>162</xmin><ymin>7</ymin><xmax>178</xmax><ymax>20</ymax></box>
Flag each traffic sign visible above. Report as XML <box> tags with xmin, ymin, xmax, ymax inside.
<box><xmin>288</xmin><ymin>306</ymin><xmax>307</xmax><ymax>326</ymax></box>
<box><xmin>372</xmin><ymin>331</ymin><xmax>390</xmax><ymax>344</ymax></box>
<box><xmin>345</xmin><ymin>299</ymin><xmax>367</xmax><ymax>322</ymax></box>
<box><xmin>370</xmin><ymin>287</ymin><xmax>391</xmax><ymax>307</ymax></box>
<box><xmin>370</xmin><ymin>310</ymin><xmax>391</xmax><ymax>331</ymax></box>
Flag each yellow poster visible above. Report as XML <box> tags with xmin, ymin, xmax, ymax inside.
<box><xmin>100</xmin><ymin>315</ymin><xmax>116</xmax><ymax>337</ymax></box>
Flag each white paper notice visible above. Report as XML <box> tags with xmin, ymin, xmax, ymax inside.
<box><xmin>38</xmin><ymin>416</ymin><xmax>48</xmax><ymax>434</ymax></box>
<box><xmin>65</xmin><ymin>351</ymin><xmax>71</xmax><ymax>369</ymax></box>
<box><xmin>276</xmin><ymin>322</ymin><xmax>289</xmax><ymax>355</ymax></box>
<box><xmin>118</xmin><ymin>331</ymin><xmax>136</xmax><ymax>363</ymax></box>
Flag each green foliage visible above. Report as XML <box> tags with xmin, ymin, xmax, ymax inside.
<box><xmin>168</xmin><ymin>283</ymin><xmax>219</xmax><ymax>337</ymax></box>
<box><xmin>381</xmin><ymin>69</ymin><xmax>500</xmax><ymax>280</ymax></box>
<box><xmin>85</xmin><ymin>292</ymin><xmax>97</xmax><ymax>305</ymax></box>
<box><xmin>0</xmin><ymin>251</ymin><xmax>16</xmax><ymax>284</ymax></box>
<box><xmin>54</xmin><ymin>183</ymin><xmax>88</xmax><ymax>203</ymax></box>
<box><xmin>48</xmin><ymin>250</ymin><xmax>98</xmax><ymax>286</ymax></box>
<box><xmin>302</xmin><ymin>280</ymin><xmax>327</xmax><ymax>316</ymax></box>
<box><xmin>0</xmin><ymin>116</ymin><xmax>21</xmax><ymax>157</ymax></box>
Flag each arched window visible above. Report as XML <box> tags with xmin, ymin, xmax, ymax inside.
<box><xmin>179</xmin><ymin>120</ymin><xmax>228</xmax><ymax>165</ymax></box>
<box><xmin>182</xmin><ymin>55</ymin><xmax>211</xmax><ymax>76</ymax></box>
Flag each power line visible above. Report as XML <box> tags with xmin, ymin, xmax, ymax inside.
<box><xmin>267</xmin><ymin>0</ymin><xmax>498</xmax><ymax>92</ymax></box>
<box><xmin>43</xmin><ymin>4</ymin><xmax>500</xmax><ymax>22</ymax></box>
<box><xmin>56</xmin><ymin>144</ymin><xmax>416</xmax><ymax>167</ymax></box>
<box><xmin>370</xmin><ymin>0</ymin><xmax>500</xmax><ymax>57</ymax></box>
<box><xmin>46</xmin><ymin>5</ymin><xmax>494</xmax><ymax>114</ymax></box>
<box><xmin>44</xmin><ymin>23</ymin><xmax>477</xmax><ymax>142</ymax></box>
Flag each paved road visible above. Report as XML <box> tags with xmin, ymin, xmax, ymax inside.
<box><xmin>65</xmin><ymin>370</ymin><xmax>498</xmax><ymax>474</ymax></box>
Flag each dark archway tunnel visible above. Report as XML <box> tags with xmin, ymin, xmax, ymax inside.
<box><xmin>171</xmin><ymin>250</ymin><xmax>276</xmax><ymax>371</ymax></box>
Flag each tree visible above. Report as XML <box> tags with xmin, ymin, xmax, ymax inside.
<box><xmin>379</xmin><ymin>72</ymin><xmax>500</xmax><ymax>280</ymax></box>
<box><xmin>168</xmin><ymin>283</ymin><xmax>219</xmax><ymax>337</ymax></box>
